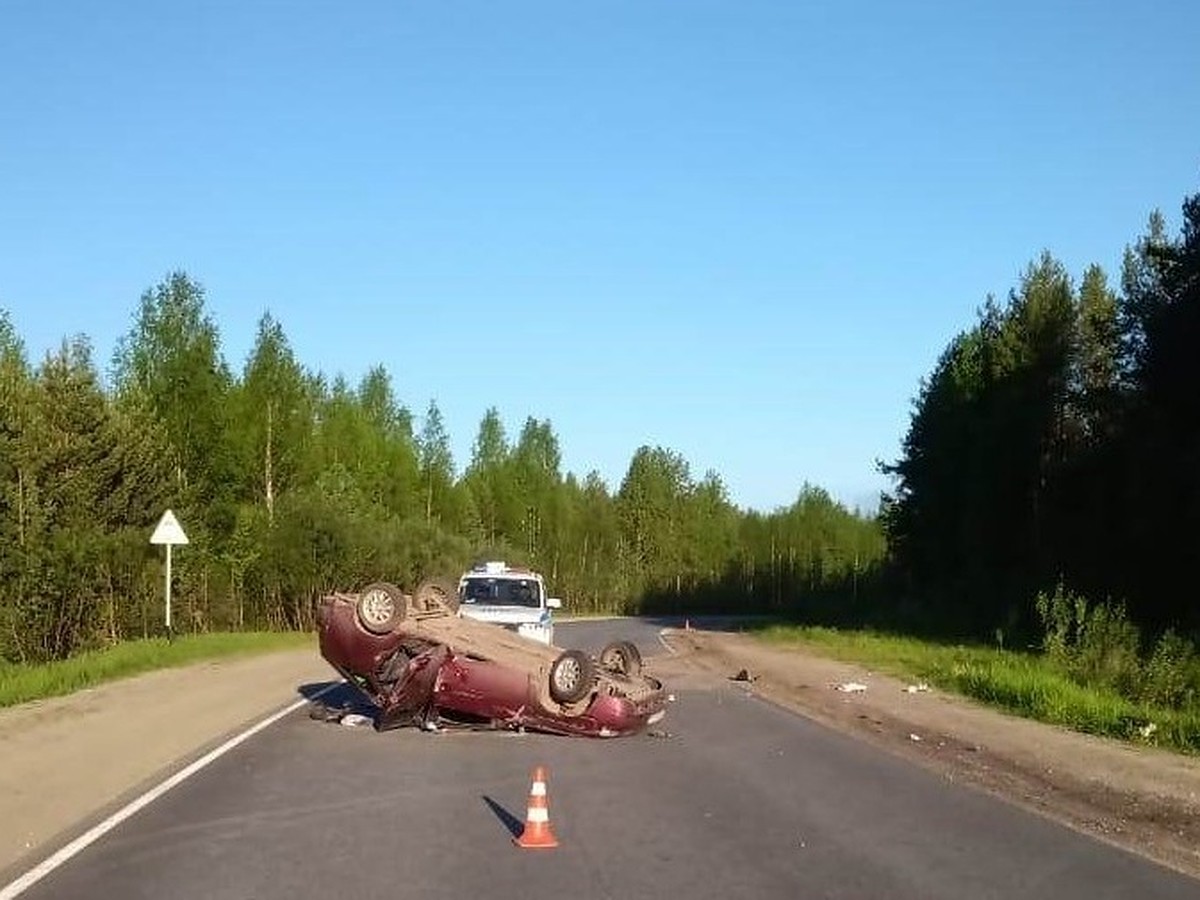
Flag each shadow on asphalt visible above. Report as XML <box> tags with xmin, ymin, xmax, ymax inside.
<box><xmin>482</xmin><ymin>795</ymin><xmax>524</xmax><ymax>839</ymax></box>
<box><xmin>295</xmin><ymin>681</ymin><xmax>378</xmax><ymax>719</ymax></box>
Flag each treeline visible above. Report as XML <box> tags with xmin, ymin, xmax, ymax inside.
<box><xmin>883</xmin><ymin>187</ymin><xmax>1200</xmax><ymax>642</ymax></box>
<box><xmin>0</xmin><ymin>275</ymin><xmax>883</xmax><ymax>662</ymax></box>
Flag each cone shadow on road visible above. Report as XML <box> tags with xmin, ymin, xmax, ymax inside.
<box><xmin>482</xmin><ymin>795</ymin><xmax>524</xmax><ymax>839</ymax></box>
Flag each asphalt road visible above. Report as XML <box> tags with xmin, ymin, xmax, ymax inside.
<box><xmin>17</xmin><ymin>620</ymin><xmax>1199</xmax><ymax>899</ymax></box>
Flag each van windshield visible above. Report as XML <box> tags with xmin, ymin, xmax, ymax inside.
<box><xmin>460</xmin><ymin>577</ymin><xmax>543</xmax><ymax>608</ymax></box>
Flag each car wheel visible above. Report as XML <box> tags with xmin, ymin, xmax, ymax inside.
<box><xmin>599</xmin><ymin>640</ymin><xmax>642</xmax><ymax>676</ymax></box>
<box><xmin>414</xmin><ymin>578</ymin><xmax>460</xmax><ymax>613</ymax></box>
<box><xmin>549</xmin><ymin>649</ymin><xmax>595</xmax><ymax>704</ymax></box>
<box><xmin>356</xmin><ymin>582</ymin><xmax>408</xmax><ymax>634</ymax></box>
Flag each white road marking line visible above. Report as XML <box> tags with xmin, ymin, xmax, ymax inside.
<box><xmin>657</xmin><ymin>630</ymin><xmax>679</xmax><ymax>655</ymax></box>
<box><xmin>0</xmin><ymin>685</ymin><xmax>337</xmax><ymax>900</ymax></box>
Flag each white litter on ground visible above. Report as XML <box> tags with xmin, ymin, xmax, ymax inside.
<box><xmin>905</xmin><ymin>683</ymin><xmax>930</xmax><ymax>694</ymax></box>
<box><xmin>833</xmin><ymin>682</ymin><xmax>868</xmax><ymax>693</ymax></box>
<box><xmin>339</xmin><ymin>714</ymin><xmax>373</xmax><ymax>728</ymax></box>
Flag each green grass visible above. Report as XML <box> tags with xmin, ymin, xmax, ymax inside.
<box><xmin>0</xmin><ymin>631</ymin><xmax>314</xmax><ymax>710</ymax></box>
<box><xmin>755</xmin><ymin>624</ymin><xmax>1200</xmax><ymax>755</ymax></box>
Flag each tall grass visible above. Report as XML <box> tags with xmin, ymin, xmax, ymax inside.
<box><xmin>0</xmin><ymin>631</ymin><xmax>313</xmax><ymax>709</ymax></box>
<box><xmin>757</xmin><ymin>624</ymin><xmax>1200</xmax><ymax>754</ymax></box>
<box><xmin>1036</xmin><ymin>584</ymin><xmax>1199</xmax><ymax>709</ymax></box>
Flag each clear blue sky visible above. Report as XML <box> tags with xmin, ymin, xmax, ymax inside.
<box><xmin>2</xmin><ymin>1</ymin><xmax>1197</xmax><ymax>513</ymax></box>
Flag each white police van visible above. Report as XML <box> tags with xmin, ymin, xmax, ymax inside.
<box><xmin>456</xmin><ymin>561</ymin><xmax>561</xmax><ymax>646</ymax></box>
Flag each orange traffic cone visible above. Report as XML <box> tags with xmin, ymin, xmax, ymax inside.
<box><xmin>514</xmin><ymin>766</ymin><xmax>559</xmax><ymax>849</ymax></box>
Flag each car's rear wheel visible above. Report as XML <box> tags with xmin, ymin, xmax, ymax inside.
<box><xmin>356</xmin><ymin>582</ymin><xmax>408</xmax><ymax>634</ymax></box>
<box><xmin>413</xmin><ymin>578</ymin><xmax>459</xmax><ymax>613</ymax></box>
<box><xmin>599</xmin><ymin>640</ymin><xmax>642</xmax><ymax>676</ymax></box>
<box><xmin>549</xmin><ymin>649</ymin><xmax>595</xmax><ymax>704</ymax></box>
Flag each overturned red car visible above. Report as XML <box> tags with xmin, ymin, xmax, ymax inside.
<box><xmin>317</xmin><ymin>580</ymin><xmax>668</xmax><ymax>737</ymax></box>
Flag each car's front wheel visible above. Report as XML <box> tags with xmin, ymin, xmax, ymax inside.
<box><xmin>549</xmin><ymin>649</ymin><xmax>595</xmax><ymax>704</ymax></box>
<box><xmin>356</xmin><ymin>582</ymin><xmax>408</xmax><ymax>634</ymax></box>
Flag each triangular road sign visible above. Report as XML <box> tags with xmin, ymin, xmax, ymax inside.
<box><xmin>150</xmin><ymin>509</ymin><xmax>189</xmax><ymax>545</ymax></box>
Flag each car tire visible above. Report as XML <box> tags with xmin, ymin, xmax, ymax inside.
<box><xmin>549</xmin><ymin>649</ymin><xmax>595</xmax><ymax>704</ymax></box>
<box><xmin>356</xmin><ymin>582</ymin><xmax>408</xmax><ymax>634</ymax></box>
<box><xmin>599</xmin><ymin>640</ymin><xmax>642</xmax><ymax>676</ymax></box>
<box><xmin>414</xmin><ymin>578</ymin><xmax>459</xmax><ymax>613</ymax></box>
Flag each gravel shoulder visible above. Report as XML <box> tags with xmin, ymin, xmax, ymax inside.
<box><xmin>3</xmin><ymin>626</ymin><xmax>1199</xmax><ymax>885</ymax></box>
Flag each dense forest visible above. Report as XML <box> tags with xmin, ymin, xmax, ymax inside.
<box><xmin>0</xmin><ymin>280</ymin><xmax>882</xmax><ymax>663</ymax></box>
<box><xmin>883</xmin><ymin>187</ymin><xmax>1200</xmax><ymax>643</ymax></box>
<box><xmin>3</xmin><ymin>184</ymin><xmax>1197</xmax><ymax>667</ymax></box>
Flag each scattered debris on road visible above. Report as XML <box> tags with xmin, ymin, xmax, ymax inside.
<box><xmin>732</xmin><ymin>669</ymin><xmax>757</xmax><ymax>683</ymax></box>
<box><xmin>309</xmin><ymin>701</ymin><xmax>378</xmax><ymax>729</ymax></box>
<box><xmin>308</xmin><ymin>702</ymin><xmax>345</xmax><ymax>722</ymax></box>
<box><xmin>909</xmin><ymin>733</ymin><xmax>923</xmax><ymax>742</ymax></box>
<box><xmin>904</xmin><ymin>683</ymin><xmax>930</xmax><ymax>694</ymax></box>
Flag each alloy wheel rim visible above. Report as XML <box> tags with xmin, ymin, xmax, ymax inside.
<box><xmin>361</xmin><ymin>589</ymin><xmax>393</xmax><ymax>625</ymax></box>
<box><xmin>556</xmin><ymin>658</ymin><xmax>581</xmax><ymax>691</ymax></box>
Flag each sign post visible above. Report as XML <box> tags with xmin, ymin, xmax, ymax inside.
<box><xmin>150</xmin><ymin>509</ymin><xmax>189</xmax><ymax>640</ymax></box>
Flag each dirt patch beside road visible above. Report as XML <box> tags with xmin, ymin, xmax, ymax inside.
<box><xmin>655</xmin><ymin>628</ymin><xmax>1200</xmax><ymax>880</ymax></box>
